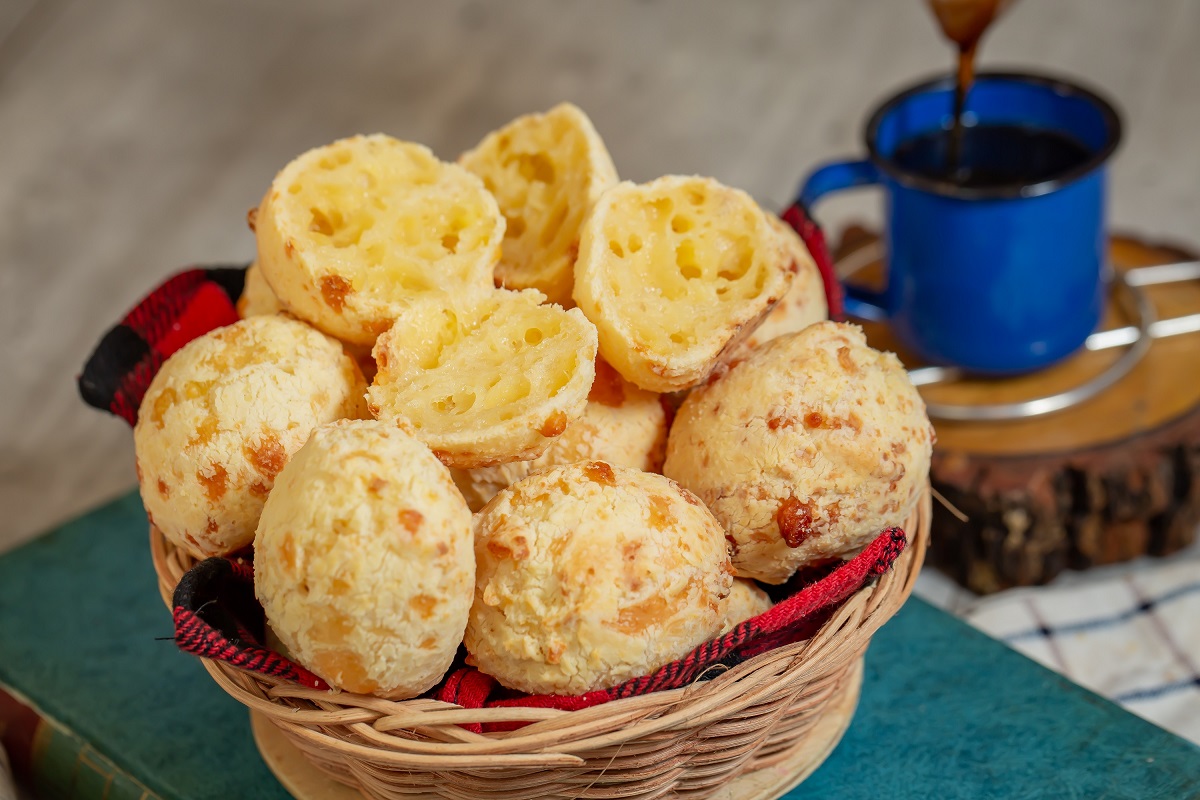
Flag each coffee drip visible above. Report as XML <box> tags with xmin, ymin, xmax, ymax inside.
<box><xmin>927</xmin><ymin>0</ymin><xmax>1013</xmax><ymax>174</ymax></box>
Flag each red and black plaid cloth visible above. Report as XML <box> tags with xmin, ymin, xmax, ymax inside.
<box><xmin>78</xmin><ymin>267</ymin><xmax>245</xmax><ymax>425</ymax></box>
<box><xmin>79</xmin><ymin>205</ymin><xmax>896</xmax><ymax>716</ymax></box>
<box><xmin>173</xmin><ymin>527</ymin><xmax>905</xmax><ymax>730</ymax></box>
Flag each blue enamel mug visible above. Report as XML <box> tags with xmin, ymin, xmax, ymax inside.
<box><xmin>798</xmin><ymin>72</ymin><xmax>1122</xmax><ymax>374</ymax></box>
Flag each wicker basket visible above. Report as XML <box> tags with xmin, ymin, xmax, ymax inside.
<box><xmin>149</xmin><ymin>489</ymin><xmax>929</xmax><ymax>800</ymax></box>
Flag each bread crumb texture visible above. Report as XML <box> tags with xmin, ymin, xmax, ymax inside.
<box><xmin>451</xmin><ymin>358</ymin><xmax>666</xmax><ymax>511</ymax></box>
<box><xmin>460</xmin><ymin>102</ymin><xmax>618</xmax><ymax>307</ymax></box>
<box><xmin>133</xmin><ymin>316</ymin><xmax>368</xmax><ymax>559</ymax></box>
<box><xmin>254</xmin><ymin>419</ymin><xmax>474</xmax><ymax>698</ymax></box>
<box><xmin>255</xmin><ymin>134</ymin><xmax>503</xmax><ymax>346</ymax></box>
<box><xmin>663</xmin><ymin>321</ymin><xmax>932</xmax><ymax>583</ymax></box>
<box><xmin>466</xmin><ymin>462</ymin><xmax>733</xmax><ymax>694</ymax></box>
<box><xmin>728</xmin><ymin>213</ymin><xmax>828</xmax><ymax>357</ymax></box>
<box><xmin>368</xmin><ymin>289</ymin><xmax>596</xmax><ymax>468</ymax></box>
<box><xmin>572</xmin><ymin>175</ymin><xmax>793</xmax><ymax>392</ymax></box>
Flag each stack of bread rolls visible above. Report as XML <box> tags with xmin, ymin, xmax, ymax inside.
<box><xmin>134</xmin><ymin>103</ymin><xmax>932</xmax><ymax>699</ymax></box>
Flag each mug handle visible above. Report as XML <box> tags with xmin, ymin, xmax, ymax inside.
<box><xmin>793</xmin><ymin>159</ymin><xmax>887</xmax><ymax>322</ymax></box>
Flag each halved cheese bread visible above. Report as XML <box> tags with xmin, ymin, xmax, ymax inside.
<box><xmin>572</xmin><ymin>176</ymin><xmax>793</xmax><ymax>392</ymax></box>
<box><xmin>255</xmin><ymin>135</ymin><xmax>503</xmax><ymax>346</ymax></box>
<box><xmin>367</xmin><ymin>290</ymin><xmax>597</xmax><ymax>468</ymax></box>
<box><xmin>460</xmin><ymin>103</ymin><xmax>618</xmax><ymax>307</ymax></box>
<box><xmin>450</xmin><ymin>358</ymin><xmax>667</xmax><ymax>511</ymax></box>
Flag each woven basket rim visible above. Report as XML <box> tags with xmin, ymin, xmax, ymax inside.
<box><xmin>149</xmin><ymin>488</ymin><xmax>928</xmax><ymax>765</ymax></box>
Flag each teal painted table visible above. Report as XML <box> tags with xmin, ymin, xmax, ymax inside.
<box><xmin>1</xmin><ymin>492</ymin><xmax>1197</xmax><ymax>799</ymax></box>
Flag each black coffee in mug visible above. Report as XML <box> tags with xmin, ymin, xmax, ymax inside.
<box><xmin>891</xmin><ymin>124</ymin><xmax>1092</xmax><ymax>189</ymax></box>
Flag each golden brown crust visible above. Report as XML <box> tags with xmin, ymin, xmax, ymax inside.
<box><xmin>255</xmin><ymin>420</ymin><xmax>473</xmax><ymax>698</ymax></box>
<box><xmin>133</xmin><ymin>316</ymin><xmax>369</xmax><ymax>559</ymax></box>
<box><xmin>237</xmin><ymin>262</ymin><xmax>285</xmax><ymax>318</ymax></box>
<box><xmin>663</xmin><ymin>322</ymin><xmax>932</xmax><ymax>583</ymax></box>
<box><xmin>720</xmin><ymin>579</ymin><xmax>774</xmax><ymax>634</ymax></box>
<box><xmin>466</xmin><ymin>463</ymin><xmax>733</xmax><ymax>694</ymax></box>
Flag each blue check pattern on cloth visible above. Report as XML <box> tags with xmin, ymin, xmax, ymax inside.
<box><xmin>944</xmin><ymin>548</ymin><xmax>1200</xmax><ymax>746</ymax></box>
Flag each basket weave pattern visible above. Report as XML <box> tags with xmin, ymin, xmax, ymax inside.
<box><xmin>149</xmin><ymin>491</ymin><xmax>928</xmax><ymax>799</ymax></box>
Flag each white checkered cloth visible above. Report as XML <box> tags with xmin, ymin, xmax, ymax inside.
<box><xmin>916</xmin><ymin>540</ymin><xmax>1200</xmax><ymax>746</ymax></box>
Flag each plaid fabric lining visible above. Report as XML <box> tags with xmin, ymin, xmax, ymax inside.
<box><xmin>78</xmin><ymin>267</ymin><xmax>245</xmax><ymax>425</ymax></box>
<box><xmin>169</xmin><ymin>527</ymin><xmax>905</xmax><ymax>721</ymax></box>
<box><xmin>172</xmin><ymin>556</ymin><xmax>329</xmax><ymax>690</ymax></box>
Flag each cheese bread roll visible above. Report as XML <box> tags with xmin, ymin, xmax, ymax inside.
<box><xmin>133</xmin><ymin>316</ymin><xmax>368</xmax><ymax>559</ymax></box>
<box><xmin>368</xmin><ymin>290</ymin><xmax>597</xmax><ymax>469</ymax></box>
<box><xmin>573</xmin><ymin>176</ymin><xmax>793</xmax><ymax>392</ymax></box>
<box><xmin>255</xmin><ymin>420</ymin><xmax>473</xmax><ymax>699</ymax></box>
<box><xmin>451</xmin><ymin>358</ymin><xmax>666</xmax><ymax>511</ymax></box>
<box><xmin>720</xmin><ymin>579</ymin><xmax>774</xmax><ymax>635</ymax></box>
<box><xmin>663</xmin><ymin>322</ymin><xmax>932</xmax><ymax>584</ymax></box>
<box><xmin>466</xmin><ymin>462</ymin><xmax>732</xmax><ymax>695</ymax></box>
<box><xmin>237</xmin><ymin>262</ymin><xmax>285</xmax><ymax>318</ymax></box>
<box><xmin>255</xmin><ymin>135</ymin><xmax>503</xmax><ymax>346</ymax></box>
<box><xmin>731</xmin><ymin>214</ymin><xmax>828</xmax><ymax>355</ymax></box>
<box><xmin>460</xmin><ymin>103</ymin><xmax>618</xmax><ymax>307</ymax></box>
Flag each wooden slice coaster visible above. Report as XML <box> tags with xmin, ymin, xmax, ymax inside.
<box><xmin>835</xmin><ymin>227</ymin><xmax>1200</xmax><ymax>593</ymax></box>
<box><xmin>250</xmin><ymin>658</ymin><xmax>863</xmax><ymax>800</ymax></box>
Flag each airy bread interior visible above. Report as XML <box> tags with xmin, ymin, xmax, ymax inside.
<box><xmin>275</xmin><ymin>136</ymin><xmax>499</xmax><ymax>299</ymax></box>
<box><xmin>460</xmin><ymin>104</ymin><xmax>617</xmax><ymax>306</ymax></box>
<box><xmin>573</xmin><ymin>176</ymin><xmax>791</xmax><ymax>391</ymax></box>
<box><xmin>368</xmin><ymin>290</ymin><xmax>596</xmax><ymax>465</ymax></box>
<box><xmin>599</xmin><ymin>181</ymin><xmax>777</xmax><ymax>349</ymax></box>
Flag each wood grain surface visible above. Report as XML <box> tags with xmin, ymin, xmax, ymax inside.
<box><xmin>3</xmin><ymin>0</ymin><xmax>1199</xmax><ymax>553</ymax></box>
